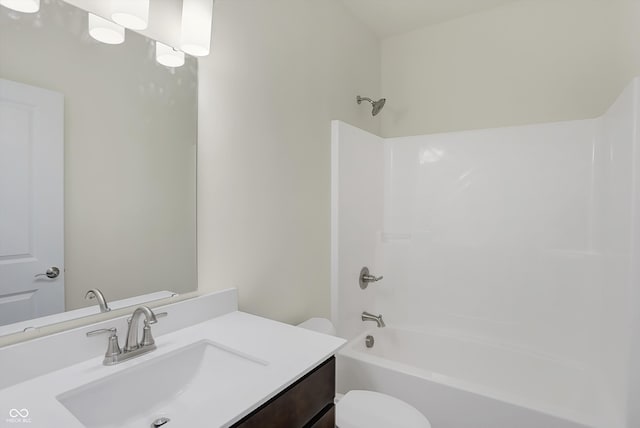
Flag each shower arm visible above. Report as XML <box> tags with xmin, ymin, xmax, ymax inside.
<box><xmin>357</xmin><ymin>96</ymin><xmax>373</xmax><ymax>104</ymax></box>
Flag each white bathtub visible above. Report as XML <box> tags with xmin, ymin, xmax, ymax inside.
<box><xmin>336</xmin><ymin>327</ymin><xmax>618</xmax><ymax>428</ymax></box>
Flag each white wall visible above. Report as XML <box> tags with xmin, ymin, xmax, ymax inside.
<box><xmin>197</xmin><ymin>0</ymin><xmax>381</xmax><ymax>324</ymax></box>
<box><xmin>380</xmin><ymin>0</ymin><xmax>640</xmax><ymax>138</ymax></box>
<box><xmin>0</xmin><ymin>1</ymin><xmax>197</xmax><ymax>311</ymax></box>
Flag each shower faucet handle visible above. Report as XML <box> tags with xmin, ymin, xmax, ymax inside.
<box><xmin>359</xmin><ymin>267</ymin><xmax>383</xmax><ymax>289</ymax></box>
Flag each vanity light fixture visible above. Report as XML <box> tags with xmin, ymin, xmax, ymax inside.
<box><xmin>180</xmin><ymin>0</ymin><xmax>214</xmax><ymax>57</ymax></box>
<box><xmin>156</xmin><ymin>42</ymin><xmax>185</xmax><ymax>68</ymax></box>
<box><xmin>88</xmin><ymin>13</ymin><xmax>125</xmax><ymax>45</ymax></box>
<box><xmin>111</xmin><ymin>0</ymin><xmax>149</xmax><ymax>30</ymax></box>
<box><xmin>0</xmin><ymin>0</ymin><xmax>39</xmax><ymax>13</ymax></box>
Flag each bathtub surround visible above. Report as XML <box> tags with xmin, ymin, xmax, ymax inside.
<box><xmin>331</xmin><ymin>78</ymin><xmax>640</xmax><ymax>427</ymax></box>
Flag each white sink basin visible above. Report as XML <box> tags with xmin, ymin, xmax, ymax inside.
<box><xmin>57</xmin><ymin>340</ymin><xmax>269</xmax><ymax>428</ymax></box>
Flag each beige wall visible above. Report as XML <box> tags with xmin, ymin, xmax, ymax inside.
<box><xmin>381</xmin><ymin>0</ymin><xmax>640</xmax><ymax>137</ymax></box>
<box><xmin>197</xmin><ymin>0</ymin><xmax>381</xmax><ymax>324</ymax></box>
<box><xmin>0</xmin><ymin>1</ymin><xmax>197</xmax><ymax>311</ymax></box>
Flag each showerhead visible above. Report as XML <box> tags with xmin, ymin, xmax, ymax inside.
<box><xmin>371</xmin><ymin>98</ymin><xmax>386</xmax><ymax>116</ymax></box>
<box><xmin>357</xmin><ymin>95</ymin><xmax>386</xmax><ymax>116</ymax></box>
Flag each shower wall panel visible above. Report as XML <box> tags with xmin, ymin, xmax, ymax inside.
<box><xmin>383</xmin><ymin>121</ymin><xmax>601</xmax><ymax>363</ymax></box>
<box><xmin>331</xmin><ymin>121</ymin><xmax>384</xmax><ymax>341</ymax></box>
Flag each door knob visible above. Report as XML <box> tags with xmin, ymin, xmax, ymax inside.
<box><xmin>34</xmin><ymin>267</ymin><xmax>60</xmax><ymax>279</ymax></box>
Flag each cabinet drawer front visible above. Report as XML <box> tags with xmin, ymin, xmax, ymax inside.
<box><xmin>308</xmin><ymin>405</ymin><xmax>335</xmax><ymax>428</ymax></box>
<box><xmin>232</xmin><ymin>357</ymin><xmax>335</xmax><ymax>428</ymax></box>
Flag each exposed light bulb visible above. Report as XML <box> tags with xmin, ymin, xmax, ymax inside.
<box><xmin>0</xmin><ymin>0</ymin><xmax>39</xmax><ymax>13</ymax></box>
<box><xmin>156</xmin><ymin>42</ymin><xmax>185</xmax><ymax>68</ymax></box>
<box><xmin>88</xmin><ymin>13</ymin><xmax>125</xmax><ymax>45</ymax></box>
<box><xmin>180</xmin><ymin>0</ymin><xmax>213</xmax><ymax>57</ymax></box>
<box><xmin>111</xmin><ymin>0</ymin><xmax>149</xmax><ymax>30</ymax></box>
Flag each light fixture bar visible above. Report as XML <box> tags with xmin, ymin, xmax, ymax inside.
<box><xmin>180</xmin><ymin>0</ymin><xmax>214</xmax><ymax>57</ymax></box>
<box><xmin>0</xmin><ymin>0</ymin><xmax>39</xmax><ymax>13</ymax></box>
<box><xmin>156</xmin><ymin>42</ymin><xmax>185</xmax><ymax>68</ymax></box>
<box><xmin>88</xmin><ymin>13</ymin><xmax>125</xmax><ymax>45</ymax></box>
<box><xmin>111</xmin><ymin>0</ymin><xmax>149</xmax><ymax>30</ymax></box>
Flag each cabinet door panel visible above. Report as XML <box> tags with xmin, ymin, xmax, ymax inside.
<box><xmin>233</xmin><ymin>357</ymin><xmax>335</xmax><ymax>428</ymax></box>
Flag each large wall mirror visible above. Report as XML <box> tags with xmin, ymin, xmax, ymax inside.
<box><xmin>0</xmin><ymin>0</ymin><xmax>197</xmax><ymax>337</ymax></box>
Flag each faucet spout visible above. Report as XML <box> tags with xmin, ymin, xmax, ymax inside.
<box><xmin>361</xmin><ymin>311</ymin><xmax>386</xmax><ymax>328</ymax></box>
<box><xmin>87</xmin><ymin>306</ymin><xmax>166</xmax><ymax>365</ymax></box>
<box><xmin>85</xmin><ymin>288</ymin><xmax>111</xmax><ymax>313</ymax></box>
<box><xmin>125</xmin><ymin>306</ymin><xmax>158</xmax><ymax>352</ymax></box>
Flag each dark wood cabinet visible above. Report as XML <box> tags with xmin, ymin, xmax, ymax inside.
<box><xmin>307</xmin><ymin>405</ymin><xmax>335</xmax><ymax>428</ymax></box>
<box><xmin>231</xmin><ymin>357</ymin><xmax>335</xmax><ymax>428</ymax></box>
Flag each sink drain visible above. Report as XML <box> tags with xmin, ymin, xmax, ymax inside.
<box><xmin>151</xmin><ymin>417</ymin><xmax>170</xmax><ymax>427</ymax></box>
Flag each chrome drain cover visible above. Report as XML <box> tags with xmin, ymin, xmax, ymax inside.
<box><xmin>151</xmin><ymin>417</ymin><xmax>170</xmax><ymax>427</ymax></box>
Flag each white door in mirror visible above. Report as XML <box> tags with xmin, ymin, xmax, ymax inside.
<box><xmin>0</xmin><ymin>78</ymin><xmax>64</xmax><ymax>327</ymax></box>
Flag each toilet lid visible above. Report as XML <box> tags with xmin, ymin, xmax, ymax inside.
<box><xmin>336</xmin><ymin>390</ymin><xmax>432</xmax><ymax>428</ymax></box>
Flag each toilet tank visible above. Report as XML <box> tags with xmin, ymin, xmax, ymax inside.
<box><xmin>298</xmin><ymin>318</ymin><xmax>337</xmax><ymax>336</ymax></box>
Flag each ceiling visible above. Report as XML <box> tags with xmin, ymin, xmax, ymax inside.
<box><xmin>340</xmin><ymin>0</ymin><xmax>519</xmax><ymax>38</ymax></box>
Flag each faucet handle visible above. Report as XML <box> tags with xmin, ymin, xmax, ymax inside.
<box><xmin>87</xmin><ymin>327</ymin><xmax>122</xmax><ymax>363</ymax></box>
<box><xmin>359</xmin><ymin>267</ymin><xmax>384</xmax><ymax>289</ymax></box>
<box><xmin>141</xmin><ymin>312</ymin><xmax>167</xmax><ymax>346</ymax></box>
<box><xmin>86</xmin><ymin>327</ymin><xmax>117</xmax><ymax>337</ymax></box>
<box><xmin>127</xmin><ymin>310</ymin><xmax>167</xmax><ymax>324</ymax></box>
<box><xmin>147</xmin><ymin>312</ymin><xmax>168</xmax><ymax>325</ymax></box>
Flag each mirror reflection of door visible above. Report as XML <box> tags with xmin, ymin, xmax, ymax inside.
<box><xmin>0</xmin><ymin>78</ymin><xmax>64</xmax><ymax>326</ymax></box>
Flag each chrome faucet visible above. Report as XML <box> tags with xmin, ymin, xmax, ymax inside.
<box><xmin>85</xmin><ymin>288</ymin><xmax>111</xmax><ymax>313</ymax></box>
<box><xmin>125</xmin><ymin>306</ymin><xmax>162</xmax><ymax>351</ymax></box>
<box><xmin>362</xmin><ymin>311</ymin><xmax>385</xmax><ymax>328</ymax></box>
<box><xmin>86</xmin><ymin>305</ymin><xmax>167</xmax><ymax>365</ymax></box>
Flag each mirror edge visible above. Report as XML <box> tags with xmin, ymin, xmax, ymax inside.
<box><xmin>0</xmin><ymin>291</ymin><xmax>201</xmax><ymax>348</ymax></box>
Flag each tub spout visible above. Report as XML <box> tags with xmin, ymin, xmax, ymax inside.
<box><xmin>362</xmin><ymin>311</ymin><xmax>385</xmax><ymax>328</ymax></box>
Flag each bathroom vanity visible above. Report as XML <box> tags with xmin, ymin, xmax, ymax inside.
<box><xmin>0</xmin><ymin>290</ymin><xmax>344</xmax><ymax>427</ymax></box>
<box><xmin>232</xmin><ymin>357</ymin><xmax>336</xmax><ymax>428</ymax></box>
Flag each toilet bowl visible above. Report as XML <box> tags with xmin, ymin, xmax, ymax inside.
<box><xmin>297</xmin><ymin>318</ymin><xmax>432</xmax><ymax>428</ymax></box>
<box><xmin>338</xmin><ymin>390</ymin><xmax>431</xmax><ymax>428</ymax></box>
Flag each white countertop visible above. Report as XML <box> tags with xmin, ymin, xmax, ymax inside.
<box><xmin>0</xmin><ymin>311</ymin><xmax>345</xmax><ymax>427</ymax></box>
